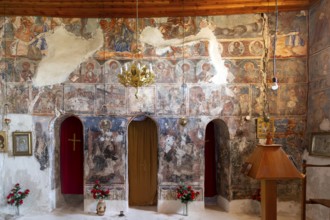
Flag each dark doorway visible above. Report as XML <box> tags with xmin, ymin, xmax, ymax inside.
<box><xmin>128</xmin><ymin>116</ymin><xmax>158</xmax><ymax>206</ymax></box>
<box><xmin>204</xmin><ymin>121</ymin><xmax>217</xmax><ymax>200</ymax></box>
<box><xmin>60</xmin><ymin>116</ymin><xmax>84</xmax><ymax>194</ymax></box>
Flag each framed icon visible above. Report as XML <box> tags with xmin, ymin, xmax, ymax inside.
<box><xmin>13</xmin><ymin>131</ymin><xmax>32</xmax><ymax>156</ymax></box>
<box><xmin>0</xmin><ymin>131</ymin><xmax>7</xmax><ymax>153</ymax></box>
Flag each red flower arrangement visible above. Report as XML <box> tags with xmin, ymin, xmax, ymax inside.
<box><xmin>176</xmin><ymin>183</ymin><xmax>200</xmax><ymax>204</ymax></box>
<box><xmin>90</xmin><ymin>180</ymin><xmax>110</xmax><ymax>200</ymax></box>
<box><xmin>251</xmin><ymin>188</ymin><xmax>261</xmax><ymax>202</ymax></box>
<box><xmin>7</xmin><ymin>183</ymin><xmax>30</xmax><ymax>207</ymax></box>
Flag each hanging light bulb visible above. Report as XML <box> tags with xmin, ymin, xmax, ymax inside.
<box><xmin>271</xmin><ymin>0</ymin><xmax>279</xmax><ymax>91</ymax></box>
<box><xmin>271</xmin><ymin>77</ymin><xmax>278</xmax><ymax>90</ymax></box>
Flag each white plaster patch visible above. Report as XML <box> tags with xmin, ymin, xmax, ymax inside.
<box><xmin>0</xmin><ymin>114</ymin><xmax>51</xmax><ymax>214</ymax></box>
<box><xmin>140</xmin><ymin>27</ymin><xmax>227</xmax><ymax>84</ymax></box>
<box><xmin>33</xmin><ymin>26</ymin><xmax>103</xmax><ymax>87</ymax></box>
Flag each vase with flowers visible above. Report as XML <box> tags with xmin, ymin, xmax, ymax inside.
<box><xmin>251</xmin><ymin>188</ymin><xmax>261</xmax><ymax>215</ymax></box>
<box><xmin>90</xmin><ymin>180</ymin><xmax>110</xmax><ymax>216</ymax></box>
<box><xmin>176</xmin><ymin>183</ymin><xmax>200</xmax><ymax>216</ymax></box>
<box><xmin>6</xmin><ymin>183</ymin><xmax>30</xmax><ymax>216</ymax></box>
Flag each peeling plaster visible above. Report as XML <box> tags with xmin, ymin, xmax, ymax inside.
<box><xmin>33</xmin><ymin>26</ymin><xmax>104</xmax><ymax>87</ymax></box>
<box><xmin>140</xmin><ymin>27</ymin><xmax>227</xmax><ymax>84</ymax></box>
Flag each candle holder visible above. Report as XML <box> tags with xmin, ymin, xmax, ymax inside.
<box><xmin>119</xmin><ymin>211</ymin><xmax>125</xmax><ymax>217</ymax></box>
<box><xmin>179</xmin><ymin>117</ymin><xmax>188</xmax><ymax>126</ymax></box>
<box><xmin>4</xmin><ymin>118</ymin><xmax>11</xmax><ymax>125</ymax></box>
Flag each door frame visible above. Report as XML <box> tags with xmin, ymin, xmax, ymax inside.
<box><xmin>126</xmin><ymin>115</ymin><xmax>159</xmax><ymax>207</ymax></box>
<box><xmin>203</xmin><ymin>118</ymin><xmax>230</xmax><ymax>205</ymax></box>
<box><xmin>51</xmin><ymin>114</ymin><xmax>85</xmax><ymax>208</ymax></box>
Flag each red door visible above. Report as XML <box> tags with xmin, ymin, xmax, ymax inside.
<box><xmin>60</xmin><ymin>116</ymin><xmax>84</xmax><ymax>194</ymax></box>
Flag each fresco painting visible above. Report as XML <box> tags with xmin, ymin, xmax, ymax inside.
<box><xmin>104</xmin><ymin>59</ymin><xmax>121</xmax><ymax>84</ymax></box>
<box><xmin>83</xmin><ymin>117</ymin><xmax>127</xmax><ymax>185</ymax></box>
<box><xmin>251</xmin><ymin>85</ymin><xmax>265</xmax><ymax>116</ymax></box>
<box><xmin>95</xmin><ymin>84</ymin><xmax>126</xmax><ymax>115</ymax></box>
<box><xmin>221</xmin><ymin>40</ymin><xmax>264</xmax><ymax>58</ymax></box>
<box><xmin>80</xmin><ymin>59</ymin><xmax>102</xmax><ymax>83</ymax></box>
<box><xmin>189</xmin><ymin>85</ymin><xmax>222</xmax><ymax>116</ymax></box>
<box><xmin>195</xmin><ymin>59</ymin><xmax>217</xmax><ymax>83</ymax></box>
<box><xmin>6</xmin><ymin>83</ymin><xmax>30</xmax><ymax>113</ymax></box>
<box><xmin>15</xmin><ymin>58</ymin><xmax>37</xmax><ymax>83</ymax></box>
<box><xmin>267</xmin><ymin>58</ymin><xmax>307</xmax><ymax>83</ymax></box>
<box><xmin>277</xmin><ymin>84</ymin><xmax>307</xmax><ymax>115</ymax></box>
<box><xmin>127</xmin><ymin>87</ymin><xmax>155</xmax><ymax>114</ymax></box>
<box><xmin>32</xmin><ymin>85</ymin><xmax>63</xmax><ymax>115</ymax></box>
<box><xmin>64</xmin><ymin>84</ymin><xmax>95</xmax><ymax>114</ymax></box>
<box><xmin>221</xmin><ymin>85</ymin><xmax>250</xmax><ymax>116</ymax></box>
<box><xmin>0</xmin><ymin>59</ymin><xmax>15</xmax><ymax>82</ymax></box>
<box><xmin>158</xmin><ymin>118</ymin><xmax>205</xmax><ymax>184</ymax></box>
<box><xmin>237</xmin><ymin>59</ymin><xmax>261</xmax><ymax>83</ymax></box>
<box><xmin>175</xmin><ymin>60</ymin><xmax>195</xmax><ymax>83</ymax></box>
<box><xmin>157</xmin><ymin>85</ymin><xmax>185</xmax><ymax>116</ymax></box>
<box><xmin>34</xmin><ymin>117</ymin><xmax>50</xmax><ymax>170</ymax></box>
<box><xmin>210</xmin><ymin>14</ymin><xmax>263</xmax><ymax>39</ymax></box>
<box><xmin>309</xmin><ymin>1</ymin><xmax>330</xmax><ymax>54</ymax></box>
<box><xmin>154</xmin><ymin>60</ymin><xmax>176</xmax><ymax>83</ymax></box>
<box><xmin>269</xmin><ymin>11</ymin><xmax>308</xmax><ymax>57</ymax></box>
<box><xmin>307</xmin><ymin>89</ymin><xmax>330</xmax><ymax>132</ymax></box>
<box><xmin>309</xmin><ymin>47</ymin><xmax>330</xmax><ymax>81</ymax></box>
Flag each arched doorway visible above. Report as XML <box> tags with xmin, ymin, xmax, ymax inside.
<box><xmin>60</xmin><ymin>116</ymin><xmax>84</xmax><ymax>195</ymax></box>
<box><xmin>204</xmin><ymin>119</ymin><xmax>230</xmax><ymax>206</ymax></box>
<box><xmin>128</xmin><ymin>116</ymin><xmax>158</xmax><ymax>206</ymax></box>
<box><xmin>204</xmin><ymin>121</ymin><xmax>217</xmax><ymax>204</ymax></box>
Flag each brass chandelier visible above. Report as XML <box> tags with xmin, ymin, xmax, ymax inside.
<box><xmin>117</xmin><ymin>0</ymin><xmax>155</xmax><ymax>98</ymax></box>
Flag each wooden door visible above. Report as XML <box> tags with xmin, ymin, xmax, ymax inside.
<box><xmin>128</xmin><ymin>117</ymin><xmax>158</xmax><ymax>206</ymax></box>
<box><xmin>60</xmin><ymin>116</ymin><xmax>84</xmax><ymax>194</ymax></box>
<box><xmin>204</xmin><ymin>121</ymin><xmax>217</xmax><ymax>197</ymax></box>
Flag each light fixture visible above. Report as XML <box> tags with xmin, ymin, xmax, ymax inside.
<box><xmin>2</xmin><ymin>6</ymin><xmax>10</xmax><ymax>127</ymax></box>
<box><xmin>3</xmin><ymin>103</ymin><xmax>11</xmax><ymax>126</ymax></box>
<box><xmin>179</xmin><ymin>1</ymin><xmax>188</xmax><ymax>127</ymax></box>
<box><xmin>117</xmin><ymin>0</ymin><xmax>155</xmax><ymax>98</ymax></box>
<box><xmin>271</xmin><ymin>77</ymin><xmax>278</xmax><ymax>90</ymax></box>
<box><xmin>271</xmin><ymin>0</ymin><xmax>279</xmax><ymax>91</ymax></box>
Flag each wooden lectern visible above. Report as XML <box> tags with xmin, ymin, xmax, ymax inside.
<box><xmin>244</xmin><ymin>144</ymin><xmax>304</xmax><ymax>220</ymax></box>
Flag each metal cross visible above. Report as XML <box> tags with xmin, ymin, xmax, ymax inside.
<box><xmin>68</xmin><ymin>133</ymin><xmax>81</xmax><ymax>151</ymax></box>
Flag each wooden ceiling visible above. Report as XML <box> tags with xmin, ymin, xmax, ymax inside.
<box><xmin>0</xmin><ymin>0</ymin><xmax>320</xmax><ymax>18</ymax></box>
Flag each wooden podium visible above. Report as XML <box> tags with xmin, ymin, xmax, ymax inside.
<box><xmin>244</xmin><ymin>144</ymin><xmax>304</xmax><ymax>220</ymax></box>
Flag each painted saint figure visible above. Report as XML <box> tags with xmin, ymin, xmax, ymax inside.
<box><xmin>20</xmin><ymin>62</ymin><xmax>33</xmax><ymax>82</ymax></box>
<box><xmin>83</xmin><ymin>62</ymin><xmax>98</xmax><ymax>83</ymax></box>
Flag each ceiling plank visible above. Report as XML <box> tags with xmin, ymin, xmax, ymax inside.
<box><xmin>0</xmin><ymin>0</ymin><xmax>314</xmax><ymax>18</ymax></box>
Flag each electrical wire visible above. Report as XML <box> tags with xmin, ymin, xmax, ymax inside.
<box><xmin>273</xmin><ymin>0</ymin><xmax>278</xmax><ymax>79</ymax></box>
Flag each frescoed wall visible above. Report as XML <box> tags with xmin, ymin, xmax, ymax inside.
<box><xmin>306</xmin><ymin>0</ymin><xmax>330</xmax><ymax>219</ymax></box>
<box><xmin>0</xmin><ymin>8</ymin><xmax>310</xmax><ymax>216</ymax></box>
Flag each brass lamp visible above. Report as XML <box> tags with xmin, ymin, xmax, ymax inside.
<box><xmin>117</xmin><ymin>0</ymin><xmax>155</xmax><ymax>98</ymax></box>
<box><xmin>118</xmin><ymin>55</ymin><xmax>155</xmax><ymax>98</ymax></box>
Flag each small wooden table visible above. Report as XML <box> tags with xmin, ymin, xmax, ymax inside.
<box><xmin>244</xmin><ymin>144</ymin><xmax>304</xmax><ymax>220</ymax></box>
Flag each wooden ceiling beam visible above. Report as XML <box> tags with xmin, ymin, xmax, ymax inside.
<box><xmin>0</xmin><ymin>0</ymin><xmax>316</xmax><ymax>18</ymax></box>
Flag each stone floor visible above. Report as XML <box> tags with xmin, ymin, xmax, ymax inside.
<box><xmin>0</xmin><ymin>204</ymin><xmax>300</xmax><ymax>220</ymax></box>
